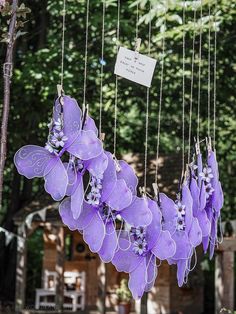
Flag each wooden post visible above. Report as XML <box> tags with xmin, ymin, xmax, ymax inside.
<box><xmin>55</xmin><ymin>226</ymin><xmax>65</xmax><ymax>312</ymax></box>
<box><xmin>15</xmin><ymin>228</ymin><xmax>27</xmax><ymax>313</ymax></box>
<box><xmin>97</xmin><ymin>261</ymin><xmax>106</xmax><ymax>314</ymax></box>
<box><xmin>140</xmin><ymin>292</ymin><xmax>148</xmax><ymax>314</ymax></box>
<box><xmin>215</xmin><ymin>250</ymin><xmax>234</xmax><ymax>313</ymax></box>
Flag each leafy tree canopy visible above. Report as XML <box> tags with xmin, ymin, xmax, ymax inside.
<box><xmin>0</xmin><ymin>0</ymin><xmax>235</xmax><ymax>224</ymax></box>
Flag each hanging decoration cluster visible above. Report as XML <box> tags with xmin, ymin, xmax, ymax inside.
<box><xmin>13</xmin><ymin>0</ymin><xmax>224</xmax><ymax>300</ymax></box>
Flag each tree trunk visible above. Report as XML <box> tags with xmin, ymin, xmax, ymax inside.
<box><xmin>140</xmin><ymin>292</ymin><xmax>148</xmax><ymax>314</ymax></box>
<box><xmin>97</xmin><ymin>261</ymin><xmax>106</xmax><ymax>314</ymax></box>
<box><xmin>0</xmin><ymin>0</ymin><xmax>19</xmax><ymax>208</ymax></box>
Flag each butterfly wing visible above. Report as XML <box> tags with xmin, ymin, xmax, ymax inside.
<box><xmin>83</xmin><ymin>150</ymin><xmax>108</xmax><ymax>177</ymax></box>
<box><xmin>117</xmin><ymin>160</ymin><xmax>138</xmax><ymax>195</ymax></box>
<box><xmin>105</xmin><ymin>179</ymin><xmax>132</xmax><ymax>211</ymax></box>
<box><xmin>189</xmin><ymin>217</ymin><xmax>202</xmax><ymax>248</ymax></box>
<box><xmin>152</xmin><ymin>230</ymin><xmax>176</xmax><ymax>260</ymax></box>
<box><xmin>14</xmin><ymin>145</ymin><xmax>54</xmax><ymax>179</ymax></box>
<box><xmin>67</xmin><ymin>130</ymin><xmax>103</xmax><ymax>160</ymax></box>
<box><xmin>145</xmin><ymin>254</ymin><xmax>158</xmax><ymax>292</ymax></box>
<box><xmin>128</xmin><ymin>258</ymin><xmax>147</xmax><ymax>299</ymax></box>
<box><xmin>44</xmin><ymin>157</ymin><xmax>68</xmax><ymax>201</ymax></box>
<box><xmin>83</xmin><ymin>115</ymin><xmax>98</xmax><ymax>136</ymax></box>
<box><xmin>100</xmin><ymin>152</ymin><xmax>117</xmax><ymax>201</ymax></box>
<box><xmin>71</xmin><ymin>173</ymin><xmax>84</xmax><ymax>219</ymax></box>
<box><xmin>64</xmin><ymin>162</ymin><xmax>78</xmax><ymax>196</ymax></box>
<box><xmin>59</xmin><ymin>198</ymin><xmax>78</xmax><ymax>231</ymax></box>
<box><xmin>182</xmin><ymin>184</ymin><xmax>193</xmax><ymax>233</ymax></box>
<box><xmin>83</xmin><ymin>212</ymin><xmax>105</xmax><ymax>253</ymax></box>
<box><xmin>121</xmin><ymin>196</ymin><xmax>152</xmax><ymax>227</ymax></box>
<box><xmin>62</xmin><ymin>96</ymin><xmax>82</xmax><ymax>145</ymax></box>
<box><xmin>98</xmin><ymin>222</ymin><xmax>118</xmax><ymax>263</ymax></box>
<box><xmin>146</xmin><ymin>198</ymin><xmax>162</xmax><ymax>248</ymax></box>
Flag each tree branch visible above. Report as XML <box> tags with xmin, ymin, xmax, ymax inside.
<box><xmin>0</xmin><ymin>0</ymin><xmax>19</xmax><ymax>209</ymax></box>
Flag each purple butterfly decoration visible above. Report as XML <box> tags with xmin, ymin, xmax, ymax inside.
<box><xmin>14</xmin><ymin>91</ymin><xmax>224</xmax><ymax>297</ymax></box>
<box><xmin>160</xmin><ymin>183</ymin><xmax>202</xmax><ymax>287</ymax></box>
<box><xmin>14</xmin><ymin>95</ymin><xmax>103</xmax><ymax>201</ymax></box>
<box><xmin>112</xmin><ymin>197</ymin><xmax>175</xmax><ymax>299</ymax></box>
<box><xmin>60</xmin><ymin>152</ymin><xmax>152</xmax><ymax>263</ymax></box>
<box><xmin>189</xmin><ymin>149</ymin><xmax>211</xmax><ymax>240</ymax></box>
<box><xmin>201</xmin><ymin>148</ymin><xmax>224</xmax><ymax>258</ymax></box>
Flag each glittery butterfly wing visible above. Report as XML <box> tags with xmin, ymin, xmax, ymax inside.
<box><xmin>70</xmin><ymin>172</ymin><xmax>84</xmax><ymax>219</ymax></box>
<box><xmin>64</xmin><ymin>162</ymin><xmax>78</xmax><ymax>196</ymax></box>
<box><xmin>56</xmin><ymin>96</ymin><xmax>82</xmax><ymax>147</ymax></box>
<box><xmin>151</xmin><ymin>230</ymin><xmax>176</xmax><ymax>261</ymax></box>
<box><xmin>145</xmin><ymin>253</ymin><xmax>158</xmax><ymax>292</ymax></box>
<box><xmin>189</xmin><ymin>176</ymin><xmax>200</xmax><ymax>217</ymax></box>
<box><xmin>190</xmin><ymin>176</ymin><xmax>210</xmax><ymax>236</ymax></box>
<box><xmin>146</xmin><ymin>198</ymin><xmax>162</xmax><ymax>249</ymax></box>
<box><xmin>177</xmin><ymin>259</ymin><xmax>189</xmax><ymax>287</ymax></box>
<box><xmin>83</xmin><ymin>115</ymin><xmax>98</xmax><ymax>136</ymax></box>
<box><xmin>117</xmin><ymin>160</ymin><xmax>138</xmax><ymax>195</ymax></box>
<box><xmin>100</xmin><ymin>152</ymin><xmax>117</xmax><ymax>201</ymax></box>
<box><xmin>44</xmin><ymin>156</ymin><xmax>68</xmax><ymax>201</ymax></box>
<box><xmin>14</xmin><ymin>145</ymin><xmax>54</xmax><ymax>179</ymax></box>
<box><xmin>59</xmin><ymin>197</ymin><xmax>79</xmax><ymax>231</ymax></box>
<box><xmin>67</xmin><ymin>130</ymin><xmax>103</xmax><ymax>160</ymax></box>
<box><xmin>14</xmin><ymin>145</ymin><xmax>68</xmax><ymax>201</ymax></box>
<box><xmin>112</xmin><ymin>237</ymin><xmax>143</xmax><ymax>273</ymax></box>
<box><xmin>76</xmin><ymin>201</ymin><xmax>97</xmax><ymax>231</ymax></box>
<box><xmin>188</xmin><ymin>217</ymin><xmax>202</xmax><ymax>248</ymax></box>
<box><xmin>181</xmin><ymin>184</ymin><xmax>193</xmax><ymax>233</ymax></box>
<box><xmin>98</xmin><ymin>222</ymin><xmax>118</xmax><ymax>263</ymax></box>
<box><xmin>105</xmin><ymin>179</ymin><xmax>133</xmax><ymax>211</ymax></box>
<box><xmin>159</xmin><ymin>193</ymin><xmax>177</xmax><ymax>235</ymax></box>
<box><xmin>208</xmin><ymin>150</ymin><xmax>224</xmax><ymax>214</ymax></box>
<box><xmin>171</xmin><ymin>231</ymin><xmax>192</xmax><ymax>260</ymax></box>
<box><xmin>128</xmin><ymin>257</ymin><xmax>147</xmax><ymax>299</ymax></box>
<box><xmin>83</xmin><ymin>150</ymin><xmax>108</xmax><ymax>177</ymax></box>
<box><xmin>83</xmin><ymin>211</ymin><xmax>106</xmax><ymax>253</ymax></box>
<box><xmin>120</xmin><ymin>196</ymin><xmax>152</xmax><ymax>227</ymax></box>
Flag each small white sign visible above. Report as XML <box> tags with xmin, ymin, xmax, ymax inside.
<box><xmin>114</xmin><ymin>47</ymin><xmax>157</xmax><ymax>88</ymax></box>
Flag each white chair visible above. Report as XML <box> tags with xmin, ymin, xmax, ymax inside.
<box><xmin>35</xmin><ymin>270</ymin><xmax>86</xmax><ymax>311</ymax></box>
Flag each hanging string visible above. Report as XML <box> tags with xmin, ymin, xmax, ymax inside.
<box><xmin>99</xmin><ymin>1</ymin><xmax>106</xmax><ymax>138</ymax></box>
<box><xmin>182</xmin><ymin>0</ymin><xmax>186</xmax><ymax>174</ymax></box>
<box><xmin>144</xmin><ymin>4</ymin><xmax>152</xmax><ymax>191</ymax></box>
<box><xmin>187</xmin><ymin>6</ymin><xmax>197</xmax><ymax>165</ymax></box>
<box><xmin>83</xmin><ymin>0</ymin><xmax>90</xmax><ymax>106</ymax></box>
<box><xmin>207</xmin><ymin>3</ymin><xmax>211</xmax><ymax>139</ymax></box>
<box><xmin>197</xmin><ymin>0</ymin><xmax>203</xmax><ymax>143</ymax></box>
<box><xmin>213</xmin><ymin>0</ymin><xmax>217</xmax><ymax>150</ymax></box>
<box><xmin>135</xmin><ymin>2</ymin><xmax>139</xmax><ymax>41</ymax></box>
<box><xmin>60</xmin><ymin>0</ymin><xmax>66</xmax><ymax>88</ymax></box>
<box><xmin>154</xmin><ymin>6</ymin><xmax>167</xmax><ymax>185</ymax></box>
<box><xmin>113</xmin><ymin>0</ymin><xmax>120</xmax><ymax>156</ymax></box>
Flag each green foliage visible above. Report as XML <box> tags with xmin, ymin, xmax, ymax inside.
<box><xmin>116</xmin><ymin>279</ymin><xmax>132</xmax><ymax>303</ymax></box>
<box><xmin>0</xmin><ymin>2</ymin><xmax>31</xmax><ymax>43</ymax></box>
<box><xmin>0</xmin><ymin>0</ymin><xmax>235</xmax><ymax>222</ymax></box>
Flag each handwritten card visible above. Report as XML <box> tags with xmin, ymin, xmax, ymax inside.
<box><xmin>114</xmin><ymin>47</ymin><xmax>157</xmax><ymax>88</ymax></box>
